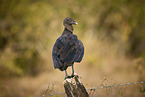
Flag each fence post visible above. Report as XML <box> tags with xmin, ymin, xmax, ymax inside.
<box><xmin>63</xmin><ymin>75</ymin><xmax>89</xmax><ymax>97</ymax></box>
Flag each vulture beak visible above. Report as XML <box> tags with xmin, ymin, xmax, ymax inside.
<box><xmin>74</xmin><ymin>22</ymin><xmax>78</xmax><ymax>25</ymax></box>
<box><xmin>72</xmin><ymin>21</ymin><xmax>78</xmax><ymax>25</ymax></box>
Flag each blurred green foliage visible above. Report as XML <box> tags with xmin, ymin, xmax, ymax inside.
<box><xmin>0</xmin><ymin>0</ymin><xmax>145</xmax><ymax>77</ymax></box>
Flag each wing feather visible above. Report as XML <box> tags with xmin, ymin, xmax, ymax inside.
<box><xmin>52</xmin><ymin>34</ymin><xmax>84</xmax><ymax>70</ymax></box>
<box><xmin>72</xmin><ymin>40</ymin><xmax>84</xmax><ymax>62</ymax></box>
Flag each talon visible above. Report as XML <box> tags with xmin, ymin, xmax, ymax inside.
<box><xmin>71</xmin><ymin>75</ymin><xmax>74</xmax><ymax>78</ymax></box>
<box><xmin>65</xmin><ymin>76</ymin><xmax>72</xmax><ymax>79</ymax></box>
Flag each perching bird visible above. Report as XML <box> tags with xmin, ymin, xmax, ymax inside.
<box><xmin>52</xmin><ymin>17</ymin><xmax>84</xmax><ymax>78</ymax></box>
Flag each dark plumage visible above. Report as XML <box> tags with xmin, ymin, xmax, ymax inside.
<box><xmin>52</xmin><ymin>17</ymin><xmax>84</xmax><ymax>78</ymax></box>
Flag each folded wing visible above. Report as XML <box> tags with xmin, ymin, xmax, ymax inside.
<box><xmin>52</xmin><ymin>34</ymin><xmax>84</xmax><ymax>69</ymax></box>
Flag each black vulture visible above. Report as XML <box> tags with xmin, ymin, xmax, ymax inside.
<box><xmin>52</xmin><ymin>17</ymin><xmax>84</xmax><ymax>78</ymax></box>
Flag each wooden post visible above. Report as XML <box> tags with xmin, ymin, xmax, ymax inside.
<box><xmin>63</xmin><ymin>74</ymin><xmax>89</xmax><ymax>97</ymax></box>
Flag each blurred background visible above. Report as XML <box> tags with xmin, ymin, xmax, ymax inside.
<box><xmin>0</xmin><ymin>0</ymin><xmax>145</xmax><ymax>97</ymax></box>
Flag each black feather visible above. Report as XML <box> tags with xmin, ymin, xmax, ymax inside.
<box><xmin>52</xmin><ymin>18</ymin><xmax>84</xmax><ymax>71</ymax></box>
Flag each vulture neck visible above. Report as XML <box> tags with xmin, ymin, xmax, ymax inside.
<box><xmin>62</xmin><ymin>25</ymin><xmax>73</xmax><ymax>35</ymax></box>
<box><xmin>65</xmin><ymin>24</ymin><xmax>73</xmax><ymax>32</ymax></box>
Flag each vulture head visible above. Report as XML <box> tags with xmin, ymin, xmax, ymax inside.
<box><xmin>63</xmin><ymin>17</ymin><xmax>78</xmax><ymax>32</ymax></box>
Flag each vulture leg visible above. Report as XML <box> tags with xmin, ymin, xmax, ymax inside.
<box><xmin>65</xmin><ymin>70</ymin><xmax>68</xmax><ymax>78</ymax></box>
<box><xmin>71</xmin><ymin>65</ymin><xmax>74</xmax><ymax>77</ymax></box>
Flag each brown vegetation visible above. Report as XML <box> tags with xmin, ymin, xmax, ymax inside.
<box><xmin>0</xmin><ymin>0</ymin><xmax>145</xmax><ymax>97</ymax></box>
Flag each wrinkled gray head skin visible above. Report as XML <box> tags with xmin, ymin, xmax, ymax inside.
<box><xmin>63</xmin><ymin>17</ymin><xmax>78</xmax><ymax>26</ymax></box>
<box><xmin>63</xmin><ymin>17</ymin><xmax>78</xmax><ymax>32</ymax></box>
